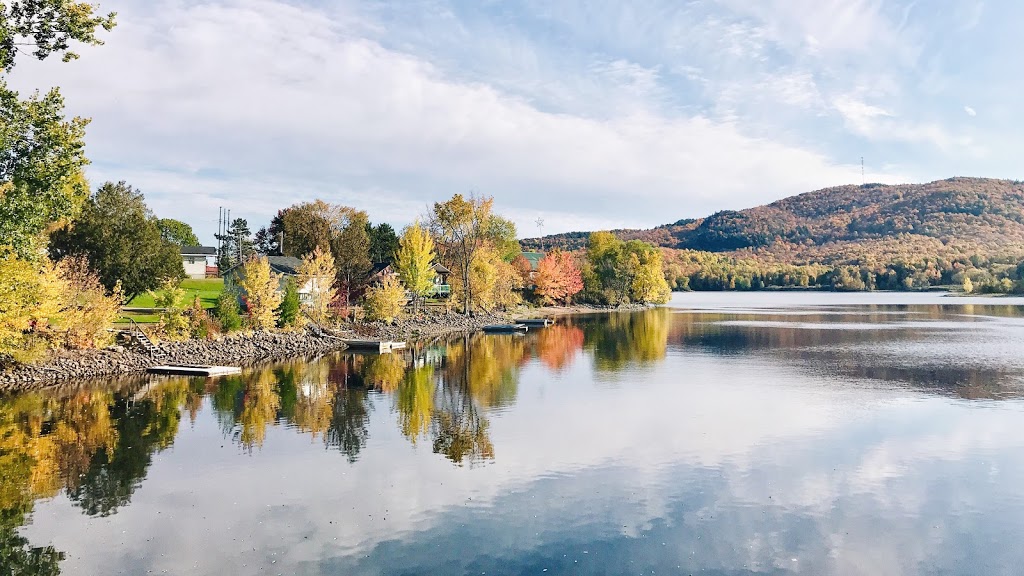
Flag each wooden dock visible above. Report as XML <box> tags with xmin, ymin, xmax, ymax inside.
<box><xmin>342</xmin><ymin>340</ymin><xmax>407</xmax><ymax>353</ymax></box>
<box><xmin>514</xmin><ymin>318</ymin><xmax>553</xmax><ymax>327</ymax></box>
<box><xmin>147</xmin><ymin>364</ymin><xmax>242</xmax><ymax>376</ymax></box>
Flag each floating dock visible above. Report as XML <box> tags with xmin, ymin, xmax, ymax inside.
<box><xmin>514</xmin><ymin>318</ymin><xmax>553</xmax><ymax>327</ymax></box>
<box><xmin>343</xmin><ymin>340</ymin><xmax>407</xmax><ymax>353</ymax></box>
<box><xmin>482</xmin><ymin>324</ymin><xmax>529</xmax><ymax>333</ymax></box>
<box><xmin>147</xmin><ymin>364</ymin><xmax>242</xmax><ymax>376</ymax></box>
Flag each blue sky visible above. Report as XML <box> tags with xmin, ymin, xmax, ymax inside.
<box><xmin>8</xmin><ymin>0</ymin><xmax>1019</xmax><ymax>242</ymax></box>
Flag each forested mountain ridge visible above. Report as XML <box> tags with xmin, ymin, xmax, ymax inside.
<box><xmin>523</xmin><ymin>178</ymin><xmax>1024</xmax><ymax>264</ymax></box>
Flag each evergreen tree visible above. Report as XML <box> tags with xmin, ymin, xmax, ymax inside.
<box><xmin>276</xmin><ymin>278</ymin><xmax>300</xmax><ymax>328</ymax></box>
<box><xmin>368</xmin><ymin>222</ymin><xmax>400</xmax><ymax>264</ymax></box>
<box><xmin>216</xmin><ymin>218</ymin><xmax>254</xmax><ymax>270</ymax></box>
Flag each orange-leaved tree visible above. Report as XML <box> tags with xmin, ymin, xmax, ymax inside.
<box><xmin>533</xmin><ymin>250</ymin><xmax>583</xmax><ymax>305</ymax></box>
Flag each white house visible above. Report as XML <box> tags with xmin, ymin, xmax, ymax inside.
<box><xmin>180</xmin><ymin>246</ymin><xmax>216</xmax><ymax>279</ymax></box>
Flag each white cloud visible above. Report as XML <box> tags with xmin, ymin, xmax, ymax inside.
<box><xmin>964</xmin><ymin>105</ymin><xmax>977</xmax><ymax>117</ymax></box>
<box><xmin>9</xmin><ymin>0</ymin><xmax>1020</xmax><ymax>238</ymax></box>
<box><xmin>6</xmin><ymin>0</ymin><xmax>913</xmax><ymax>241</ymax></box>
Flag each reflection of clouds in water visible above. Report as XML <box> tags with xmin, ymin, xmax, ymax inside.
<box><xmin>711</xmin><ymin>320</ymin><xmax>988</xmax><ymax>330</ymax></box>
<box><xmin>320</xmin><ymin>404</ymin><xmax>1024</xmax><ymax>575</ymax></box>
<box><xmin>30</xmin><ymin>358</ymin><xmax>1018</xmax><ymax>575</ymax></box>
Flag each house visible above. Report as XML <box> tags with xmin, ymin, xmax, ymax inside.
<box><xmin>369</xmin><ymin>262</ymin><xmax>451</xmax><ymax>297</ymax></box>
<box><xmin>430</xmin><ymin>263</ymin><xmax>451</xmax><ymax>297</ymax></box>
<box><xmin>222</xmin><ymin>255</ymin><xmax>328</xmax><ymax>305</ymax></box>
<box><xmin>180</xmin><ymin>246</ymin><xmax>217</xmax><ymax>279</ymax></box>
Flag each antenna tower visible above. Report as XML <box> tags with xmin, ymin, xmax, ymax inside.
<box><xmin>535</xmin><ymin>217</ymin><xmax>545</xmax><ymax>251</ymax></box>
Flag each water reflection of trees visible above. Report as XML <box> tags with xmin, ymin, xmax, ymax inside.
<box><xmin>0</xmin><ymin>379</ymin><xmax>198</xmax><ymax>573</ymax></box>
<box><xmin>0</xmin><ymin>322</ymin><xmax>597</xmax><ymax>571</ymax></box>
<box><xmin>576</xmin><ymin>309</ymin><xmax>671</xmax><ymax>372</ymax></box>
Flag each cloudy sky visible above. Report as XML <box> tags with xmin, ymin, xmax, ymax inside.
<box><xmin>7</xmin><ymin>0</ymin><xmax>1018</xmax><ymax>242</ymax></box>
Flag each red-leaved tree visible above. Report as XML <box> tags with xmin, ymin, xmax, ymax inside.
<box><xmin>534</xmin><ymin>250</ymin><xmax>583</xmax><ymax>305</ymax></box>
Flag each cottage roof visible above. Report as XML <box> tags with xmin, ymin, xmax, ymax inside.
<box><xmin>432</xmin><ymin>262</ymin><xmax>451</xmax><ymax>275</ymax></box>
<box><xmin>180</xmin><ymin>246</ymin><xmax>216</xmax><ymax>256</ymax></box>
<box><xmin>222</xmin><ymin>255</ymin><xmax>304</xmax><ymax>278</ymax></box>
<box><xmin>369</xmin><ymin>262</ymin><xmax>394</xmax><ymax>276</ymax></box>
<box><xmin>266</xmin><ymin>256</ymin><xmax>303</xmax><ymax>276</ymax></box>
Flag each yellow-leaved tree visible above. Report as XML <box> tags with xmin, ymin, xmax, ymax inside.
<box><xmin>363</xmin><ymin>275</ymin><xmax>405</xmax><ymax>323</ymax></box>
<box><xmin>628</xmin><ymin>250</ymin><xmax>672</xmax><ymax>304</ymax></box>
<box><xmin>51</xmin><ymin>255</ymin><xmax>122</xmax><ymax>348</ymax></box>
<box><xmin>298</xmin><ymin>246</ymin><xmax>336</xmax><ymax>325</ymax></box>
<box><xmin>452</xmin><ymin>247</ymin><xmax>521</xmax><ymax>313</ymax></box>
<box><xmin>240</xmin><ymin>256</ymin><xmax>282</xmax><ymax>330</ymax></box>
<box><xmin>0</xmin><ymin>253</ymin><xmax>52</xmax><ymax>364</ymax></box>
<box><xmin>395</xmin><ymin>221</ymin><xmax>436</xmax><ymax>312</ymax></box>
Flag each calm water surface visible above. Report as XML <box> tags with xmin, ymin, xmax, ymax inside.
<box><xmin>6</xmin><ymin>292</ymin><xmax>1024</xmax><ymax>575</ymax></box>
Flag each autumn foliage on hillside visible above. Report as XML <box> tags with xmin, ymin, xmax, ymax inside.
<box><xmin>524</xmin><ymin>178</ymin><xmax>1024</xmax><ymax>293</ymax></box>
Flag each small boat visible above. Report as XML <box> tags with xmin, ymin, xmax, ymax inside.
<box><xmin>482</xmin><ymin>324</ymin><xmax>529</xmax><ymax>333</ymax></box>
<box><xmin>514</xmin><ymin>318</ymin><xmax>553</xmax><ymax>327</ymax></box>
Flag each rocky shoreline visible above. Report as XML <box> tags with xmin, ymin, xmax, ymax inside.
<box><xmin>0</xmin><ymin>329</ymin><xmax>348</xmax><ymax>393</ymax></box>
<box><xmin>0</xmin><ymin>304</ymin><xmax>653</xmax><ymax>392</ymax></box>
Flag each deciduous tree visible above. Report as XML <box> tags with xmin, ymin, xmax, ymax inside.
<box><xmin>0</xmin><ymin>252</ymin><xmax>51</xmax><ymax>364</ymax></box>
<box><xmin>51</xmin><ymin>254</ymin><xmax>120</xmax><ymax>348</ymax></box>
<box><xmin>49</xmin><ymin>181</ymin><xmax>183</xmax><ymax>300</ymax></box>
<box><xmin>333</xmin><ymin>209</ymin><xmax>371</xmax><ymax>305</ymax></box>
<box><xmin>431</xmin><ymin>194</ymin><xmax>494</xmax><ymax>315</ymax></box>
<box><xmin>0</xmin><ymin>84</ymin><xmax>90</xmax><ymax>258</ymax></box>
<box><xmin>0</xmin><ymin>0</ymin><xmax>116</xmax><ymax>70</ymax></box>
<box><xmin>156</xmin><ymin>218</ymin><xmax>198</xmax><ymax>246</ymax></box>
<box><xmin>395</xmin><ymin>221</ymin><xmax>436</xmax><ymax>311</ymax></box>
<box><xmin>533</xmin><ymin>250</ymin><xmax>583</xmax><ymax>305</ymax></box>
<box><xmin>298</xmin><ymin>246</ymin><xmax>336</xmax><ymax>326</ymax></box>
<box><xmin>240</xmin><ymin>255</ymin><xmax>282</xmax><ymax>330</ymax></box>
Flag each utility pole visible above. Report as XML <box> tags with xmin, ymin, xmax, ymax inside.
<box><xmin>535</xmin><ymin>217</ymin><xmax>544</xmax><ymax>251</ymax></box>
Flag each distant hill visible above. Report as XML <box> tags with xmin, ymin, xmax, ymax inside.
<box><xmin>522</xmin><ymin>178</ymin><xmax>1024</xmax><ymax>264</ymax></box>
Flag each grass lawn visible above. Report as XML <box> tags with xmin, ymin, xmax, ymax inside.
<box><xmin>127</xmin><ymin>278</ymin><xmax>224</xmax><ymax>310</ymax></box>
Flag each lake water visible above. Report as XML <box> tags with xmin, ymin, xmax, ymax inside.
<box><xmin>6</xmin><ymin>292</ymin><xmax>1024</xmax><ymax>575</ymax></box>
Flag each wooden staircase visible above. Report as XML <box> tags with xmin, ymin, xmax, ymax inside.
<box><xmin>121</xmin><ymin>319</ymin><xmax>168</xmax><ymax>360</ymax></box>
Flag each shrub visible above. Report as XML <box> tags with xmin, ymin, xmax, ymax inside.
<box><xmin>363</xmin><ymin>275</ymin><xmax>405</xmax><ymax>323</ymax></box>
<box><xmin>51</xmin><ymin>256</ymin><xmax>123</xmax><ymax>349</ymax></box>
<box><xmin>215</xmin><ymin>290</ymin><xmax>243</xmax><ymax>332</ymax></box>
<box><xmin>153</xmin><ymin>278</ymin><xmax>189</xmax><ymax>340</ymax></box>
<box><xmin>187</xmin><ymin>295</ymin><xmax>220</xmax><ymax>340</ymax></box>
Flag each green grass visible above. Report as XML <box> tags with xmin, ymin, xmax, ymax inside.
<box><xmin>115</xmin><ymin>312</ymin><xmax>161</xmax><ymax>325</ymax></box>
<box><xmin>127</xmin><ymin>278</ymin><xmax>224</xmax><ymax>310</ymax></box>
